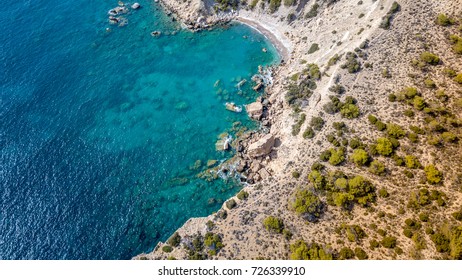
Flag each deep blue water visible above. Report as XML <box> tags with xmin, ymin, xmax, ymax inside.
<box><xmin>0</xmin><ymin>0</ymin><xmax>278</xmax><ymax>259</ymax></box>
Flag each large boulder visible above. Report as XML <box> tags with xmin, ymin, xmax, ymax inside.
<box><xmin>245</xmin><ymin>101</ymin><xmax>263</xmax><ymax>120</ymax></box>
<box><xmin>248</xmin><ymin>134</ymin><xmax>275</xmax><ymax>158</ymax></box>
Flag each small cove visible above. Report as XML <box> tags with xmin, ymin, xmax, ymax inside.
<box><xmin>0</xmin><ymin>0</ymin><xmax>279</xmax><ymax>259</ymax></box>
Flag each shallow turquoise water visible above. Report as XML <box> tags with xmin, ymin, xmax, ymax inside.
<box><xmin>0</xmin><ymin>0</ymin><xmax>278</xmax><ymax>259</ymax></box>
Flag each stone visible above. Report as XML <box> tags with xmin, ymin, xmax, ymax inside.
<box><xmin>207</xmin><ymin>160</ymin><xmax>218</xmax><ymax>168</ymax></box>
<box><xmin>253</xmin><ymin>83</ymin><xmax>263</xmax><ymax>92</ymax></box>
<box><xmin>258</xmin><ymin>168</ymin><xmax>271</xmax><ymax>180</ymax></box>
<box><xmin>131</xmin><ymin>3</ymin><xmax>140</xmax><ymax>9</ymax></box>
<box><xmin>248</xmin><ymin>134</ymin><xmax>275</xmax><ymax>158</ymax></box>
<box><xmin>236</xmin><ymin>161</ymin><xmax>247</xmax><ymax>172</ymax></box>
<box><xmin>250</xmin><ymin>161</ymin><xmax>262</xmax><ymax>173</ymax></box>
<box><xmin>245</xmin><ymin>101</ymin><xmax>263</xmax><ymax>120</ymax></box>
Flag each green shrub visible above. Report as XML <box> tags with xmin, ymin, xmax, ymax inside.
<box><xmin>226</xmin><ymin>199</ymin><xmax>237</xmax><ymax>209</ymax></box>
<box><xmin>376</xmin><ymin>138</ymin><xmax>394</xmax><ymax>156</ymax></box>
<box><xmin>404</xmin><ymin>155</ymin><xmax>421</xmax><ymax>169</ymax></box>
<box><xmin>290</xmin><ymin>240</ymin><xmax>333</xmax><ymax>260</ymax></box>
<box><xmin>351</xmin><ymin>149</ymin><xmax>369</xmax><ymax>166</ymax></box>
<box><xmin>204</xmin><ymin>232</ymin><xmax>224</xmax><ymax>251</ymax></box>
<box><xmin>424</xmin><ymin>165</ymin><xmax>443</xmax><ymax>184</ymax></box>
<box><xmin>320</xmin><ymin>149</ymin><xmax>332</xmax><ymax>161</ymax></box>
<box><xmin>341</xmin><ymin>52</ymin><xmax>361</xmax><ymax>73</ymax></box>
<box><xmin>381</xmin><ymin>236</ymin><xmax>397</xmax><ymax>248</ymax></box>
<box><xmin>354</xmin><ymin>247</ymin><xmax>368</xmax><ymax>259</ymax></box>
<box><xmin>436</xmin><ymin>14</ymin><xmax>455</xmax><ymax>26</ymax></box>
<box><xmin>413</xmin><ymin>96</ymin><xmax>426</xmax><ymax>110</ymax></box>
<box><xmin>338</xmin><ymin>247</ymin><xmax>355</xmax><ymax>260</ymax></box>
<box><xmin>333</xmin><ymin>192</ymin><xmax>355</xmax><ymax>209</ymax></box>
<box><xmin>303</xmin><ymin>127</ymin><xmax>315</xmax><ymax>139</ymax></box>
<box><xmin>450</xmin><ymin>35</ymin><xmax>462</xmax><ymax>55</ymax></box>
<box><xmin>283</xmin><ymin>229</ymin><xmax>293</xmax><ymax>240</ymax></box>
<box><xmin>310</xmin><ymin>116</ymin><xmax>325</xmax><ymax>130</ymax></box>
<box><xmin>237</xmin><ymin>190</ymin><xmax>249</xmax><ymax>200</ymax></box>
<box><xmin>162</xmin><ymin>245</ymin><xmax>173</xmax><ymax>253</ymax></box>
<box><xmin>431</xmin><ymin>232</ymin><xmax>450</xmax><ymax>253</ymax></box>
<box><xmin>386</xmin><ymin>123</ymin><xmax>406</xmax><ymax>139</ymax></box>
<box><xmin>441</xmin><ymin>132</ymin><xmax>457</xmax><ymax>143</ymax></box>
<box><xmin>305</xmin><ymin>3</ymin><xmax>320</xmax><ymax>19</ymax></box>
<box><xmin>308</xmin><ymin>43</ymin><xmax>320</xmax><ymax>54</ymax></box>
<box><xmin>308</xmin><ymin>170</ymin><xmax>326</xmax><ymax>190</ymax></box>
<box><xmin>348</xmin><ymin>176</ymin><xmax>376</xmax><ymax>206</ymax></box>
<box><xmin>424</xmin><ymin>79</ymin><xmax>436</xmax><ymax>88</ymax></box>
<box><xmin>375</xmin><ymin>121</ymin><xmax>387</xmax><ymax>131</ymax></box>
<box><xmin>455</xmin><ymin>73</ymin><xmax>462</xmax><ymax>84</ymax></box>
<box><xmin>341</xmin><ymin>103</ymin><xmax>360</xmax><ymax>119</ymax></box>
<box><xmin>168</xmin><ymin>232</ymin><xmax>182</xmax><ymax>247</ymax></box>
<box><xmin>370</xmin><ymin>239</ymin><xmax>380</xmax><ymax>250</ymax></box>
<box><xmin>420</xmin><ymin>52</ymin><xmax>440</xmax><ymax>65</ymax></box>
<box><xmin>345</xmin><ymin>224</ymin><xmax>367</xmax><ymax>243</ymax></box>
<box><xmin>249</xmin><ymin>0</ymin><xmax>259</xmax><ymax>9</ymax></box>
<box><xmin>419</xmin><ymin>213</ymin><xmax>429</xmax><ymax>222</ymax></box>
<box><xmin>291</xmin><ymin>189</ymin><xmax>324</xmax><ymax>222</ymax></box>
<box><xmin>349</xmin><ymin>138</ymin><xmax>364</xmax><ymax>149</ymax></box>
<box><xmin>368</xmin><ymin>114</ymin><xmax>378</xmax><ymax>124</ymax></box>
<box><xmin>380</xmin><ymin>1</ymin><xmax>400</xmax><ymax>29</ymax></box>
<box><xmin>263</xmin><ymin>216</ymin><xmax>284</xmax><ymax>233</ymax></box>
<box><xmin>283</xmin><ymin>0</ymin><xmax>295</xmax><ymax>6</ymax></box>
<box><xmin>370</xmin><ymin>160</ymin><xmax>386</xmax><ymax>176</ymax></box>
<box><xmin>378</xmin><ymin>188</ymin><xmax>389</xmax><ymax>198</ymax></box>
<box><xmin>329</xmin><ymin>148</ymin><xmax>345</xmax><ymax>166</ymax></box>
<box><xmin>268</xmin><ymin>0</ymin><xmax>281</xmax><ymax>13</ymax></box>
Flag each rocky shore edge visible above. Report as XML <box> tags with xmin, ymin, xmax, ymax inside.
<box><xmin>134</xmin><ymin>1</ymin><xmax>290</xmax><ymax>260</ymax></box>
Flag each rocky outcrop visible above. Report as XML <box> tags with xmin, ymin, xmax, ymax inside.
<box><xmin>245</xmin><ymin>101</ymin><xmax>263</xmax><ymax>120</ymax></box>
<box><xmin>248</xmin><ymin>134</ymin><xmax>275</xmax><ymax>158</ymax></box>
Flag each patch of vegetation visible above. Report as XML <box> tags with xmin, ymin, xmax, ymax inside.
<box><xmin>291</xmin><ymin>189</ymin><xmax>324</xmax><ymax>222</ymax></box>
<box><xmin>379</xmin><ymin>1</ymin><xmax>400</xmax><ymax>29</ymax></box>
<box><xmin>292</xmin><ymin>113</ymin><xmax>306</xmax><ymax>136</ymax></box>
<box><xmin>162</xmin><ymin>245</ymin><xmax>173</xmax><ymax>253</ymax></box>
<box><xmin>308</xmin><ymin>43</ymin><xmax>320</xmax><ymax>54</ymax></box>
<box><xmin>310</xmin><ymin>116</ymin><xmax>325</xmax><ymax>131</ymax></box>
<box><xmin>268</xmin><ymin>0</ymin><xmax>282</xmax><ymax>13</ymax></box>
<box><xmin>226</xmin><ymin>199</ymin><xmax>237</xmax><ymax>209</ymax></box>
<box><xmin>381</xmin><ymin>236</ymin><xmax>397</xmax><ymax>248</ymax></box>
<box><xmin>303</xmin><ymin>127</ymin><xmax>315</xmax><ymax>139</ymax></box>
<box><xmin>375</xmin><ymin>137</ymin><xmax>394</xmax><ymax>156</ymax></box>
<box><xmin>355</xmin><ymin>247</ymin><xmax>368</xmax><ymax>259</ymax></box>
<box><xmin>168</xmin><ymin>232</ymin><xmax>182</xmax><ymax>247</ymax></box>
<box><xmin>338</xmin><ymin>247</ymin><xmax>355</xmax><ymax>259</ymax></box>
<box><xmin>341</xmin><ymin>52</ymin><xmax>361</xmax><ymax>73</ymax></box>
<box><xmin>351</xmin><ymin>149</ymin><xmax>369</xmax><ymax>166</ymax></box>
<box><xmin>436</xmin><ymin>14</ymin><xmax>455</xmax><ymax>26</ymax></box>
<box><xmin>305</xmin><ymin>3</ymin><xmax>320</xmax><ymax>19</ymax></box>
<box><xmin>290</xmin><ymin>240</ymin><xmax>333</xmax><ymax>260</ymax></box>
<box><xmin>424</xmin><ymin>165</ymin><xmax>443</xmax><ymax>184</ymax></box>
<box><xmin>237</xmin><ymin>190</ymin><xmax>249</xmax><ymax>200</ymax></box>
<box><xmin>420</xmin><ymin>52</ymin><xmax>440</xmax><ymax>65</ymax></box>
<box><xmin>369</xmin><ymin>160</ymin><xmax>386</xmax><ymax>176</ymax></box>
<box><xmin>263</xmin><ymin>216</ymin><xmax>284</xmax><ymax>233</ymax></box>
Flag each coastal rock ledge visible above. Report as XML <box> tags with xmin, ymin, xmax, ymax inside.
<box><xmin>248</xmin><ymin>133</ymin><xmax>275</xmax><ymax>158</ymax></box>
<box><xmin>245</xmin><ymin>101</ymin><xmax>263</xmax><ymax>120</ymax></box>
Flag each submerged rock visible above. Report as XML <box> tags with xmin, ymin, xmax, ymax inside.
<box><xmin>131</xmin><ymin>3</ymin><xmax>140</xmax><ymax>9</ymax></box>
<box><xmin>248</xmin><ymin>134</ymin><xmax>275</xmax><ymax>158</ymax></box>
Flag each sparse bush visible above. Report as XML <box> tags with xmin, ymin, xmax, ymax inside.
<box><xmin>379</xmin><ymin>1</ymin><xmax>400</xmax><ymax>29</ymax></box>
<box><xmin>226</xmin><ymin>199</ymin><xmax>237</xmax><ymax>209</ymax></box>
<box><xmin>268</xmin><ymin>0</ymin><xmax>282</xmax><ymax>13</ymax></box>
<box><xmin>290</xmin><ymin>240</ymin><xmax>333</xmax><ymax>260</ymax></box>
<box><xmin>338</xmin><ymin>247</ymin><xmax>355</xmax><ymax>259</ymax></box>
<box><xmin>329</xmin><ymin>148</ymin><xmax>345</xmax><ymax>166</ymax></box>
<box><xmin>405</xmin><ymin>155</ymin><xmax>421</xmax><ymax>169</ymax></box>
<box><xmin>308</xmin><ymin>43</ymin><xmax>320</xmax><ymax>54</ymax></box>
<box><xmin>263</xmin><ymin>216</ymin><xmax>284</xmax><ymax>233</ymax></box>
<box><xmin>420</xmin><ymin>52</ymin><xmax>440</xmax><ymax>65</ymax></box>
<box><xmin>305</xmin><ymin>3</ymin><xmax>320</xmax><ymax>19</ymax></box>
<box><xmin>341</xmin><ymin>52</ymin><xmax>361</xmax><ymax>73</ymax></box>
<box><xmin>436</xmin><ymin>14</ymin><xmax>455</xmax><ymax>26</ymax></box>
<box><xmin>351</xmin><ymin>149</ymin><xmax>369</xmax><ymax>166</ymax></box>
<box><xmin>370</xmin><ymin>160</ymin><xmax>386</xmax><ymax>176</ymax></box>
<box><xmin>455</xmin><ymin>73</ymin><xmax>462</xmax><ymax>84</ymax></box>
<box><xmin>341</xmin><ymin>104</ymin><xmax>360</xmax><ymax>119</ymax></box>
<box><xmin>348</xmin><ymin>176</ymin><xmax>376</xmax><ymax>206</ymax></box>
<box><xmin>378</xmin><ymin>188</ymin><xmax>389</xmax><ymax>198</ymax></box>
<box><xmin>387</xmin><ymin>123</ymin><xmax>406</xmax><ymax>139</ymax></box>
<box><xmin>303</xmin><ymin>127</ymin><xmax>315</xmax><ymax>139</ymax></box>
<box><xmin>291</xmin><ymin>189</ymin><xmax>324</xmax><ymax>222</ymax></box>
<box><xmin>162</xmin><ymin>245</ymin><xmax>173</xmax><ymax>253</ymax></box>
<box><xmin>424</xmin><ymin>165</ymin><xmax>442</xmax><ymax>184</ymax></box>
<box><xmin>310</xmin><ymin>116</ymin><xmax>325</xmax><ymax>131</ymax></box>
<box><xmin>168</xmin><ymin>232</ymin><xmax>182</xmax><ymax>247</ymax></box>
<box><xmin>237</xmin><ymin>190</ymin><xmax>249</xmax><ymax>200</ymax></box>
<box><xmin>381</xmin><ymin>236</ymin><xmax>397</xmax><ymax>248</ymax></box>
<box><xmin>376</xmin><ymin>137</ymin><xmax>394</xmax><ymax>156</ymax></box>
<box><xmin>355</xmin><ymin>247</ymin><xmax>368</xmax><ymax>259</ymax></box>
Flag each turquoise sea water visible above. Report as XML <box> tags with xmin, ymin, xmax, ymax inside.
<box><xmin>0</xmin><ymin>0</ymin><xmax>278</xmax><ymax>259</ymax></box>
